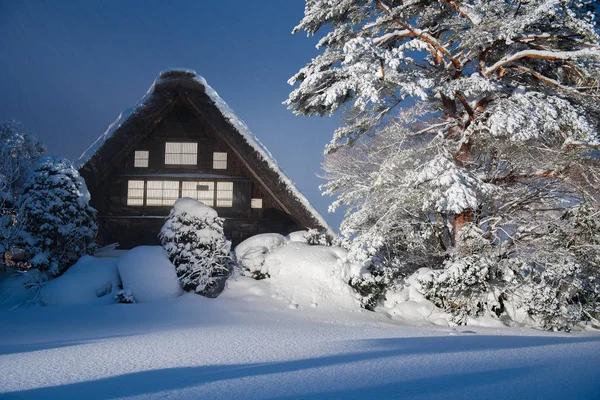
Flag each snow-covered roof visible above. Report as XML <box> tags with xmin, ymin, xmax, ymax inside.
<box><xmin>77</xmin><ymin>68</ymin><xmax>332</xmax><ymax>234</ymax></box>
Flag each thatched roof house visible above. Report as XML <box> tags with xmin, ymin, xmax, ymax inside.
<box><xmin>77</xmin><ymin>69</ymin><xmax>330</xmax><ymax>248</ymax></box>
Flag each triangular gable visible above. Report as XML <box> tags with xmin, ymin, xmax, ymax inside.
<box><xmin>77</xmin><ymin>69</ymin><xmax>332</xmax><ymax>234</ymax></box>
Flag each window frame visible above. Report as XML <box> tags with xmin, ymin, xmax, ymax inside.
<box><xmin>145</xmin><ymin>180</ymin><xmax>180</xmax><ymax>206</ymax></box>
<box><xmin>125</xmin><ymin>180</ymin><xmax>236</xmax><ymax>208</ymax></box>
<box><xmin>134</xmin><ymin>151</ymin><xmax>149</xmax><ymax>168</ymax></box>
<box><xmin>250</xmin><ymin>198</ymin><xmax>263</xmax><ymax>209</ymax></box>
<box><xmin>127</xmin><ymin>180</ymin><xmax>145</xmax><ymax>206</ymax></box>
<box><xmin>213</xmin><ymin>152</ymin><xmax>228</xmax><ymax>170</ymax></box>
<box><xmin>181</xmin><ymin>181</ymin><xmax>215</xmax><ymax>207</ymax></box>
<box><xmin>216</xmin><ymin>181</ymin><xmax>234</xmax><ymax>207</ymax></box>
<box><xmin>164</xmin><ymin>142</ymin><xmax>198</xmax><ymax>166</ymax></box>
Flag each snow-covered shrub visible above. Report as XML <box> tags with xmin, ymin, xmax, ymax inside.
<box><xmin>39</xmin><ymin>256</ymin><xmax>120</xmax><ymax>306</ymax></box>
<box><xmin>18</xmin><ymin>156</ymin><xmax>97</xmax><ymax>277</ymax></box>
<box><xmin>235</xmin><ymin>233</ymin><xmax>288</xmax><ymax>279</ymax></box>
<box><xmin>419</xmin><ymin>254</ymin><xmax>504</xmax><ymax>325</ymax></box>
<box><xmin>522</xmin><ymin>258</ymin><xmax>600</xmax><ymax>331</ymax></box>
<box><xmin>349</xmin><ymin>265</ymin><xmax>403</xmax><ymax>311</ymax></box>
<box><xmin>159</xmin><ymin>198</ymin><xmax>232</xmax><ymax>296</ymax></box>
<box><xmin>419</xmin><ymin>253</ymin><xmax>600</xmax><ymax>330</ymax></box>
<box><xmin>118</xmin><ymin>246</ymin><xmax>183</xmax><ymax>302</ymax></box>
<box><xmin>114</xmin><ymin>289</ymin><xmax>135</xmax><ymax>304</ymax></box>
<box><xmin>305</xmin><ymin>228</ymin><xmax>341</xmax><ymax>247</ymax></box>
<box><xmin>346</xmin><ymin>234</ymin><xmax>425</xmax><ymax>310</ymax></box>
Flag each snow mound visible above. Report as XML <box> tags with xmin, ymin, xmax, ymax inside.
<box><xmin>171</xmin><ymin>197</ymin><xmax>218</xmax><ymax>219</ymax></box>
<box><xmin>286</xmin><ymin>230</ymin><xmax>309</xmax><ymax>243</ymax></box>
<box><xmin>235</xmin><ymin>233</ymin><xmax>288</xmax><ymax>272</ymax></box>
<box><xmin>253</xmin><ymin>241</ymin><xmax>360</xmax><ymax>310</ymax></box>
<box><xmin>40</xmin><ymin>256</ymin><xmax>121</xmax><ymax>306</ymax></box>
<box><xmin>118</xmin><ymin>246</ymin><xmax>183</xmax><ymax>303</ymax></box>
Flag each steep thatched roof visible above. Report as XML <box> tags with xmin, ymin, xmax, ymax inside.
<box><xmin>77</xmin><ymin>69</ymin><xmax>331</xmax><ymax>233</ymax></box>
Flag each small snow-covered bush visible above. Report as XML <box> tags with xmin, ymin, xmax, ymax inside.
<box><xmin>524</xmin><ymin>260</ymin><xmax>600</xmax><ymax>331</ymax></box>
<box><xmin>159</xmin><ymin>198</ymin><xmax>232</xmax><ymax>296</ymax></box>
<box><xmin>347</xmin><ymin>236</ymin><xmax>421</xmax><ymax>310</ymax></box>
<box><xmin>419</xmin><ymin>254</ymin><xmax>506</xmax><ymax>325</ymax></box>
<box><xmin>305</xmin><ymin>228</ymin><xmax>341</xmax><ymax>247</ymax></box>
<box><xmin>349</xmin><ymin>264</ymin><xmax>404</xmax><ymax>311</ymax></box>
<box><xmin>18</xmin><ymin>156</ymin><xmax>97</xmax><ymax>277</ymax></box>
<box><xmin>235</xmin><ymin>233</ymin><xmax>287</xmax><ymax>279</ymax></box>
<box><xmin>118</xmin><ymin>246</ymin><xmax>183</xmax><ymax>302</ymax></box>
<box><xmin>114</xmin><ymin>289</ymin><xmax>135</xmax><ymax>304</ymax></box>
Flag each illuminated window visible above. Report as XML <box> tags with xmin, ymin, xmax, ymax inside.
<box><xmin>181</xmin><ymin>181</ymin><xmax>215</xmax><ymax>207</ymax></box>
<box><xmin>216</xmin><ymin>182</ymin><xmax>233</xmax><ymax>207</ymax></box>
<box><xmin>146</xmin><ymin>181</ymin><xmax>179</xmax><ymax>206</ymax></box>
<box><xmin>165</xmin><ymin>142</ymin><xmax>197</xmax><ymax>165</ymax></box>
<box><xmin>251</xmin><ymin>198</ymin><xmax>263</xmax><ymax>209</ymax></box>
<box><xmin>134</xmin><ymin>151</ymin><xmax>149</xmax><ymax>168</ymax></box>
<box><xmin>213</xmin><ymin>152</ymin><xmax>228</xmax><ymax>169</ymax></box>
<box><xmin>127</xmin><ymin>181</ymin><xmax>144</xmax><ymax>206</ymax></box>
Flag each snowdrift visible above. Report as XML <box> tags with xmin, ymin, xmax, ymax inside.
<box><xmin>40</xmin><ymin>256</ymin><xmax>121</xmax><ymax>306</ymax></box>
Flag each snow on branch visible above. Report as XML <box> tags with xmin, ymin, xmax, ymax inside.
<box><xmin>483</xmin><ymin>48</ymin><xmax>600</xmax><ymax>76</ymax></box>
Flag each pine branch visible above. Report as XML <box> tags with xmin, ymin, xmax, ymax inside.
<box><xmin>483</xmin><ymin>48</ymin><xmax>600</xmax><ymax>77</ymax></box>
<box><xmin>373</xmin><ymin>0</ymin><xmax>461</xmax><ymax>71</ymax></box>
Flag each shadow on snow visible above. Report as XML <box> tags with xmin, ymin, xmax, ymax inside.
<box><xmin>3</xmin><ymin>335</ymin><xmax>600</xmax><ymax>399</ymax></box>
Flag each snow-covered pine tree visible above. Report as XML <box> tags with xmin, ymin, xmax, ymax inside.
<box><xmin>18</xmin><ymin>156</ymin><xmax>97</xmax><ymax>277</ymax></box>
<box><xmin>288</xmin><ymin>1</ymin><xmax>600</xmax><ymax>328</ymax></box>
<box><xmin>159</xmin><ymin>197</ymin><xmax>232</xmax><ymax>297</ymax></box>
<box><xmin>0</xmin><ymin>120</ymin><xmax>46</xmax><ymax>260</ymax></box>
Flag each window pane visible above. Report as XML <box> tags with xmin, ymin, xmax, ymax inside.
<box><xmin>216</xmin><ymin>181</ymin><xmax>233</xmax><ymax>207</ymax></box>
<box><xmin>181</xmin><ymin>142</ymin><xmax>196</xmax><ymax>153</ymax></box>
<box><xmin>213</xmin><ymin>152</ymin><xmax>228</xmax><ymax>169</ymax></box>
<box><xmin>182</xmin><ymin>181</ymin><xmax>214</xmax><ymax>207</ymax></box>
<box><xmin>165</xmin><ymin>142</ymin><xmax>181</xmax><ymax>154</ymax></box>
<box><xmin>127</xmin><ymin>180</ymin><xmax>144</xmax><ymax>206</ymax></box>
<box><xmin>146</xmin><ymin>180</ymin><xmax>180</xmax><ymax>206</ymax></box>
<box><xmin>134</xmin><ymin>151</ymin><xmax>149</xmax><ymax>168</ymax></box>
<box><xmin>165</xmin><ymin>142</ymin><xmax>197</xmax><ymax>165</ymax></box>
<box><xmin>251</xmin><ymin>198</ymin><xmax>263</xmax><ymax>209</ymax></box>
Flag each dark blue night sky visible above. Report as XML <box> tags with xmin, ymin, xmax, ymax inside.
<box><xmin>0</xmin><ymin>0</ymin><xmax>344</xmax><ymax>229</ymax></box>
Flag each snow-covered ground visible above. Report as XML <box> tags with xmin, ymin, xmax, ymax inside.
<box><xmin>1</xmin><ymin>274</ymin><xmax>600</xmax><ymax>400</ymax></box>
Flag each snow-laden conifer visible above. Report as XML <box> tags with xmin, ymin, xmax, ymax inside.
<box><xmin>0</xmin><ymin>120</ymin><xmax>45</xmax><ymax>258</ymax></box>
<box><xmin>289</xmin><ymin>0</ymin><xmax>600</xmax><ymax>329</ymax></box>
<box><xmin>18</xmin><ymin>156</ymin><xmax>97</xmax><ymax>277</ymax></box>
<box><xmin>159</xmin><ymin>197</ymin><xmax>232</xmax><ymax>296</ymax></box>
